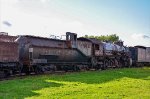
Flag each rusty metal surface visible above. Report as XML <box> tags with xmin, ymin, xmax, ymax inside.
<box><xmin>32</xmin><ymin>59</ymin><xmax>47</xmax><ymax>64</ymax></box>
<box><xmin>77</xmin><ymin>41</ymin><xmax>92</xmax><ymax>56</ymax></box>
<box><xmin>95</xmin><ymin>50</ymin><xmax>103</xmax><ymax>56</ymax></box>
<box><xmin>30</xmin><ymin>46</ymin><xmax>89</xmax><ymax>64</ymax></box>
<box><xmin>78</xmin><ymin>37</ymin><xmax>104</xmax><ymax>56</ymax></box>
<box><xmin>95</xmin><ymin>43</ymin><xmax>104</xmax><ymax>56</ymax></box>
<box><xmin>0</xmin><ymin>35</ymin><xmax>17</xmax><ymax>42</ymax></box>
<box><xmin>18</xmin><ymin>36</ymin><xmax>68</xmax><ymax>48</ymax></box>
<box><xmin>16</xmin><ymin>35</ymin><xmax>72</xmax><ymax>65</ymax></box>
<box><xmin>78</xmin><ymin>37</ymin><xmax>102</xmax><ymax>44</ymax></box>
<box><xmin>66</xmin><ymin>32</ymin><xmax>77</xmax><ymax>48</ymax></box>
<box><xmin>0</xmin><ymin>42</ymin><xmax>19</xmax><ymax>62</ymax></box>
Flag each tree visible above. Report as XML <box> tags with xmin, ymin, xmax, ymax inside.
<box><xmin>83</xmin><ymin>34</ymin><xmax>119</xmax><ymax>42</ymax></box>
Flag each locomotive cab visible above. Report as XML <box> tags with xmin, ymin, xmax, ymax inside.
<box><xmin>93</xmin><ymin>42</ymin><xmax>103</xmax><ymax>57</ymax></box>
<box><xmin>77</xmin><ymin>37</ymin><xmax>104</xmax><ymax>68</ymax></box>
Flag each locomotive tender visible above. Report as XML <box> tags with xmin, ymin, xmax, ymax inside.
<box><xmin>0</xmin><ymin>32</ymin><xmax>139</xmax><ymax>77</ymax></box>
<box><xmin>129</xmin><ymin>46</ymin><xmax>150</xmax><ymax>66</ymax></box>
<box><xmin>0</xmin><ymin>33</ymin><xmax>20</xmax><ymax>77</ymax></box>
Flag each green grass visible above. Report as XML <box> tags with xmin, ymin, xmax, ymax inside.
<box><xmin>0</xmin><ymin>67</ymin><xmax>150</xmax><ymax>99</ymax></box>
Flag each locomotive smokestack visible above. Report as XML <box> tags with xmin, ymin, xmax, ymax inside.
<box><xmin>66</xmin><ymin>32</ymin><xmax>77</xmax><ymax>48</ymax></box>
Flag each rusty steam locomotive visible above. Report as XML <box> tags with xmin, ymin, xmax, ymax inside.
<box><xmin>0</xmin><ymin>32</ymin><xmax>149</xmax><ymax>77</ymax></box>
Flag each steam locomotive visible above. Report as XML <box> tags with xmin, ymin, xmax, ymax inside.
<box><xmin>0</xmin><ymin>32</ymin><xmax>148</xmax><ymax>77</ymax></box>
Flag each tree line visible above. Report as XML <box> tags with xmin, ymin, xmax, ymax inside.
<box><xmin>84</xmin><ymin>34</ymin><xmax>119</xmax><ymax>42</ymax></box>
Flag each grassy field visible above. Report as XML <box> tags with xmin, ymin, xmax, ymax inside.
<box><xmin>0</xmin><ymin>67</ymin><xmax>150</xmax><ymax>99</ymax></box>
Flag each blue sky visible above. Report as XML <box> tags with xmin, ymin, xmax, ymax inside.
<box><xmin>0</xmin><ymin>0</ymin><xmax>150</xmax><ymax>46</ymax></box>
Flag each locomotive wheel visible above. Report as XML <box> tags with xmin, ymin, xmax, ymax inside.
<box><xmin>114</xmin><ymin>59</ymin><xmax>119</xmax><ymax>68</ymax></box>
<box><xmin>21</xmin><ymin>65</ymin><xmax>30</xmax><ymax>75</ymax></box>
<box><xmin>101</xmin><ymin>60</ymin><xmax>108</xmax><ymax>70</ymax></box>
<box><xmin>128</xmin><ymin>58</ymin><xmax>132</xmax><ymax>67</ymax></box>
<box><xmin>3</xmin><ymin>70</ymin><xmax>10</xmax><ymax>77</ymax></box>
<box><xmin>18</xmin><ymin>62</ymin><xmax>23</xmax><ymax>74</ymax></box>
<box><xmin>34</xmin><ymin>65</ymin><xmax>44</xmax><ymax>74</ymax></box>
<box><xmin>108</xmin><ymin>60</ymin><xmax>112</xmax><ymax>68</ymax></box>
<box><xmin>91</xmin><ymin>57</ymin><xmax>97</xmax><ymax>68</ymax></box>
<box><xmin>111</xmin><ymin>59</ymin><xmax>115</xmax><ymax>68</ymax></box>
<box><xmin>64</xmin><ymin>66</ymin><xmax>68</xmax><ymax>72</ymax></box>
<box><xmin>95</xmin><ymin>64</ymin><xmax>101</xmax><ymax>70</ymax></box>
<box><xmin>0</xmin><ymin>71</ymin><xmax>5</xmax><ymax>78</ymax></box>
<box><xmin>73</xmin><ymin>65</ymin><xmax>79</xmax><ymax>71</ymax></box>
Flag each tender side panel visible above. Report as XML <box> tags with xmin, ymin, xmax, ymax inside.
<box><xmin>137</xmin><ymin>48</ymin><xmax>146</xmax><ymax>62</ymax></box>
<box><xmin>0</xmin><ymin>42</ymin><xmax>19</xmax><ymax>62</ymax></box>
<box><xmin>146</xmin><ymin>47</ymin><xmax>150</xmax><ymax>62</ymax></box>
<box><xmin>77</xmin><ymin>41</ymin><xmax>92</xmax><ymax>56</ymax></box>
<box><xmin>17</xmin><ymin>36</ymin><xmax>69</xmax><ymax>65</ymax></box>
<box><xmin>31</xmin><ymin>46</ymin><xmax>89</xmax><ymax>64</ymax></box>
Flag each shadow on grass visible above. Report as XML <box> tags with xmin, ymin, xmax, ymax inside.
<box><xmin>0</xmin><ymin>67</ymin><xmax>149</xmax><ymax>99</ymax></box>
<box><xmin>0</xmin><ymin>76</ymin><xmax>63</xmax><ymax>99</ymax></box>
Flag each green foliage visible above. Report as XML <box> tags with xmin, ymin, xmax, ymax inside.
<box><xmin>84</xmin><ymin>34</ymin><xmax>119</xmax><ymax>42</ymax></box>
<box><xmin>0</xmin><ymin>67</ymin><xmax>150</xmax><ymax>99</ymax></box>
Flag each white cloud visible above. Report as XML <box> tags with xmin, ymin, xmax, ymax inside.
<box><xmin>124</xmin><ymin>33</ymin><xmax>150</xmax><ymax>47</ymax></box>
<box><xmin>2</xmin><ymin>21</ymin><xmax>12</xmax><ymax>27</ymax></box>
<box><xmin>0</xmin><ymin>1</ymin><xmax>87</xmax><ymax>37</ymax></box>
<box><xmin>131</xmin><ymin>33</ymin><xmax>150</xmax><ymax>39</ymax></box>
<box><xmin>40</xmin><ymin>0</ymin><xmax>50</xmax><ymax>3</ymax></box>
<box><xmin>1</xmin><ymin>0</ymin><xmax>19</xmax><ymax>4</ymax></box>
<box><xmin>0</xmin><ymin>0</ymin><xmax>106</xmax><ymax>37</ymax></box>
